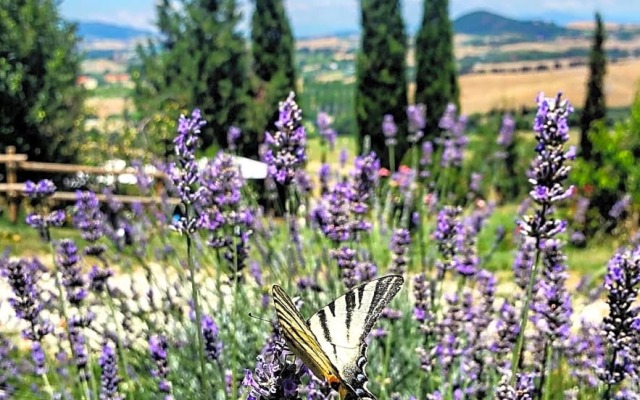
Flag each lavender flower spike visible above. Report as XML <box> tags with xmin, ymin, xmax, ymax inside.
<box><xmin>149</xmin><ymin>335</ymin><xmax>173</xmax><ymax>399</ymax></box>
<box><xmin>599</xmin><ymin>247</ymin><xmax>640</xmax><ymax>388</ymax></box>
<box><xmin>99</xmin><ymin>342</ymin><xmax>122</xmax><ymax>400</ymax></box>
<box><xmin>227</xmin><ymin>125</ymin><xmax>242</xmax><ymax>151</ymax></box>
<box><xmin>2</xmin><ymin>259</ymin><xmax>53</xmax><ymax>342</ymax></box>
<box><xmin>24</xmin><ymin>179</ymin><xmax>56</xmax><ymax>199</ymax></box>
<box><xmin>382</xmin><ymin>114</ymin><xmax>398</xmax><ymax>146</ymax></box>
<box><xmin>168</xmin><ymin>108</ymin><xmax>206</xmax><ymax>209</ymax></box>
<box><xmin>263</xmin><ymin>92</ymin><xmax>307</xmax><ymax>185</ymax></box>
<box><xmin>518</xmin><ymin>92</ymin><xmax>575</xmax><ymax>241</ymax></box>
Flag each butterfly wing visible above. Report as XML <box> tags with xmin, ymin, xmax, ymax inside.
<box><xmin>272</xmin><ymin>284</ymin><xmax>342</xmax><ymax>385</ymax></box>
<box><xmin>306</xmin><ymin>275</ymin><xmax>404</xmax><ymax>399</ymax></box>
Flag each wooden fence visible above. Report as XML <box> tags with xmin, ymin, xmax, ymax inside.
<box><xmin>0</xmin><ymin>146</ymin><xmax>178</xmax><ymax>224</ymax></box>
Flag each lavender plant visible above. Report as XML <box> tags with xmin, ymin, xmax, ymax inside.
<box><xmin>4</xmin><ymin>88</ymin><xmax>640</xmax><ymax>400</ymax></box>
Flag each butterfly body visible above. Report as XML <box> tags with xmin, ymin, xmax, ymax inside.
<box><xmin>272</xmin><ymin>275</ymin><xmax>404</xmax><ymax>400</ymax></box>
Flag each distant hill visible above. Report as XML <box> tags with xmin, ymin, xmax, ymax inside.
<box><xmin>76</xmin><ymin>21</ymin><xmax>154</xmax><ymax>41</ymax></box>
<box><xmin>453</xmin><ymin>10</ymin><xmax>578</xmax><ymax>39</ymax></box>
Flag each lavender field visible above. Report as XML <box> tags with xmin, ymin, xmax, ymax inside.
<box><xmin>1</xmin><ymin>91</ymin><xmax>639</xmax><ymax>400</ymax></box>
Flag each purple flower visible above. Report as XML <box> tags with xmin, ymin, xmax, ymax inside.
<box><xmin>567</xmin><ymin>320</ymin><xmax>605</xmax><ymax>387</ymax></box>
<box><xmin>55</xmin><ymin>239</ymin><xmax>87</xmax><ymax>305</ymax></box>
<box><xmin>609</xmin><ymin>194</ymin><xmax>631</xmax><ymax>220</ymax></box>
<box><xmin>24</xmin><ymin>179</ymin><xmax>56</xmax><ymax>199</ymax></box>
<box><xmin>149</xmin><ymin>335</ymin><xmax>173</xmax><ymax>399</ymax></box>
<box><xmin>227</xmin><ymin>125</ymin><xmax>242</xmax><ymax>151</ymax></box>
<box><xmin>495</xmin><ymin>373</ymin><xmax>535</xmax><ymax>400</ymax></box>
<box><xmin>407</xmin><ymin>104</ymin><xmax>426</xmax><ymax>143</ymax></box>
<box><xmin>25</xmin><ymin>210</ymin><xmax>66</xmax><ymax>239</ymax></box>
<box><xmin>434</xmin><ymin>206</ymin><xmax>462</xmax><ymax>278</ymax></box>
<box><xmin>339</xmin><ymin>147</ymin><xmax>348</xmax><ymax>168</ymax></box>
<box><xmin>263</xmin><ymin>92</ymin><xmax>307</xmax><ymax>185</ymax></box>
<box><xmin>88</xmin><ymin>265</ymin><xmax>113</xmax><ymax>294</ymax></box>
<box><xmin>196</xmin><ymin>151</ymin><xmax>253</xmax><ymax>273</ymax></box>
<box><xmin>599</xmin><ymin>247</ymin><xmax>640</xmax><ymax>386</ymax></box>
<box><xmin>169</xmin><ymin>109</ymin><xmax>206</xmax><ymax>207</ymax></box>
<box><xmin>316</xmin><ymin>111</ymin><xmax>337</xmax><ymax>149</ymax></box>
<box><xmin>322</xmin><ymin>180</ymin><xmax>353</xmax><ymax>243</ymax></box>
<box><xmin>492</xmin><ymin>300</ymin><xmax>521</xmax><ymax>373</ymax></box>
<box><xmin>518</xmin><ymin>92</ymin><xmax>574</xmax><ymax>242</ymax></box>
<box><xmin>438</xmin><ymin>104</ymin><xmax>468</xmax><ymax>168</ymax></box>
<box><xmin>331</xmin><ymin>246</ymin><xmax>357</xmax><ymax>289</ymax></box>
<box><xmin>355</xmin><ymin>261</ymin><xmax>377</xmax><ymax>284</ymax></box>
<box><xmin>99</xmin><ymin>342</ymin><xmax>122</xmax><ymax>400</ymax></box>
<box><xmin>24</xmin><ymin>180</ymin><xmax>65</xmax><ymax>240</ymax></box>
<box><xmin>390</xmin><ymin>228</ymin><xmax>410</xmax><ymax>275</ymax></box>
<box><xmin>574</xmin><ymin>196</ymin><xmax>590</xmax><ymax>226</ymax></box>
<box><xmin>318</xmin><ymin>163</ymin><xmax>331</xmax><ymax>196</ymax></box>
<box><xmin>0</xmin><ymin>333</ymin><xmax>15</xmax><ymax>396</ymax></box>
<box><xmin>2</xmin><ymin>259</ymin><xmax>52</xmax><ymax>342</ymax></box>
<box><xmin>420</xmin><ymin>141</ymin><xmax>433</xmax><ymax>178</ymax></box>
<box><xmin>244</xmin><ymin>335</ymin><xmax>306</xmax><ymax>399</ymax></box>
<box><xmin>73</xmin><ymin>190</ymin><xmax>106</xmax><ymax>256</ymax></box>
<box><xmin>408</xmin><ymin>104</ymin><xmax>426</xmax><ymax>132</ymax></box>
<box><xmin>497</xmin><ymin>114</ymin><xmax>516</xmax><ymax>148</ymax></box>
<box><xmin>513</xmin><ymin>237</ymin><xmax>536</xmax><ymax>291</ymax></box>
<box><xmin>469</xmin><ymin>173</ymin><xmax>483</xmax><ymax>194</ymax></box>
<box><xmin>350</xmin><ymin>152</ymin><xmax>379</xmax><ymax>232</ymax></box>
<box><xmin>382</xmin><ymin>114</ymin><xmax>398</xmax><ymax>146</ymax></box>
<box><xmin>202</xmin><ymin>315</ymin><xmax>223</xmax><ymax>362</ymax></box>
<box><xmin>31</xmin><ymin>341</ymin><xmax>47</xmax><ymax>375</ymax></box>
<box><xmin>69</xmin><ymin>315</ymin><xmax>91</xmax><ymax>381</ymax></box>
<box><xmin>413</xmin><ymin>273</ymin><xmax>433</xmax><ymax>333</ymax></box>
<box><xmin>295</xmin><ymin>170</ymin><xmax>314</xmax><ymax>196</ymax></box>
<box><xmin>531</xmin><ymin>239</ymin><xmax>573</xmax><ymax>348</ymax></box>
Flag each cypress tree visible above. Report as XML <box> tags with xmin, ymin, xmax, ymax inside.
<box><xmin>355</xmin><ymin>0</ymin><xmax>409</xmax><ymax>169</ymax></box>
<box><xmin>133</xmin><ymin>0</ymin><xmax>249</xmax><ymax>151</ymax></box>
<box><xmin>579</xmin><ymin>12</ymin><xmax>607</xmax><ymax>161</ymax></box>
<box><xmin>249</xmin><ymin>0</ymin><xmax>297</xmax><ymax>158</ymax></box>
<box><xmin>250</xmin><ymin>0</ymin><xmax>296</xmax><ymax>90</ymax></box>
<box><xmin>0</xmin><ymin>0</ymin><xmax>84</xmax><ymax>177</ymax></box>
<box><xmin>414</xmin><ymin>0</ymin><xmax>459</xmax><ymax>141</ymax></box>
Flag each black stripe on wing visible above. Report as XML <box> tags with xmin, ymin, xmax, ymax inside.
<box><xmin>341</xmin><ymin>275</ymin><xmax>404</xmax><ymax>400</ymax></box>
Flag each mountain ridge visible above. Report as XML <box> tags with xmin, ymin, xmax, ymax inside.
<box><xmin>452</xmin><ymin>10</ymin><xmax>579</xmax><ymax>39</ymax></box>
<box><xmin>75</xmin><ymin>10</ymin><xmax>593</xmax><ymax>43</ymax></box>
<box><xmin>76</xmin><ymin>21</ymin><xmax>154</xmax><ymax>41</ymax></box>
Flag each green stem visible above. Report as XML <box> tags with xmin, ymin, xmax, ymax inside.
<box><xmin>540</xmin><ymin>340</ymin><xmax>552</xmax><ymax>400</ymax></box>
<box><xmin>510</xmin><ymin>214</ymin><xmax>545</xmax><ymax>385</ymax></box>
<box><xmin>231</xmin><ymin>231</ymin><xmax>240</xmax><ymax>398</ymax></box>
<box><xmin>186</xmin><ymin>234</ymin><xmax>210</xmax><ymax>398</ymax></box>
<box><xmin>389</xmin><ymin>145</ymin><xmax>396</xmax><ymax>173</ymax></box>
<box><xmin>40</xmin><ymin>368</ymin><xmax>55</xmax><ymax>399</ymax></box>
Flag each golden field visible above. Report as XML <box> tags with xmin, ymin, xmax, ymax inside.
<box><xmin>458</xmin><ymin>58</ymin><xmax>640</xmax><ymax>113</ymax></box>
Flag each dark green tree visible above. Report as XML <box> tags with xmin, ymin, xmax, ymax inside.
<box><xmin>0</xmin><ymin>0</ymin><xmax>84</xmax><ymax>172</ymax></box>
<box><xmin>414</xmin><ymin>0</ymin><xmax>459</xmax><ymax>141</ymax></box>
<box><xmin>133</xmin><ymin>0</ymin><xmax>249</xmax><ymax>152</ymax></box>
<box><xmin>248</xmin><ymin>0</ymin><xmax>297</xmax><ymax>158</ymax></box>
<box><xmin>355</xmin><ymin>0</ymin><xmax>409</xmax><ymax>169</ymax></box>
<box><xmin>579</xmin><ymin>12</ymin><xmax>607</xmax><ymax>161</ymax></box>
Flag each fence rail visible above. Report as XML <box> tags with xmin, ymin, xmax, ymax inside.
<box><xmin>0</xmin><ymin>146</ymin><xmax>175</xmax><ymax>224</ymax></box>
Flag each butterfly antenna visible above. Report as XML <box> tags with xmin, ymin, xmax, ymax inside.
<box><xmin>248</xmin><ymin>312</ymin><xmax>271</xmax><ymax>323</ymax></box>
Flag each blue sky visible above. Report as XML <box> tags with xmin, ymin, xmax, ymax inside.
<box><xmin>60</xmin><ymin>0</ymin><xmax>640</xmax><ymax>38</ymax></box>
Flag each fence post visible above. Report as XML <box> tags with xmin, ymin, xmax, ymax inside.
<box><xmin>6</xmin><ymin>146</ymin><xmax>19</xmax><ymax>224</ymax></box>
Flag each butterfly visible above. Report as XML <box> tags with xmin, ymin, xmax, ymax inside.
<box><xmin>272</xmin><ymin>275</ymin><xmax>404</xmax><ymax>400</ymax></box>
